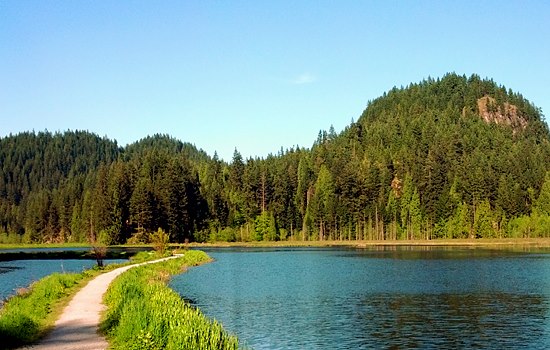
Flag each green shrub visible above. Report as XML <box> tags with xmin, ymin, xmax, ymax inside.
<box><xmin>130</xmin><ymin>251</ymin><xmax>158</xmax><ymax>263</ymax></box>
<box><xmin>0</xmin><ymin>232</ymin><xmax>23</xmax><ymax>244</ymax></box>
<box><xmin>102</xmin><ymin>251</ymin><xmax>240</xmax><ymax>350</ymax></box>
<box><xmin>216</xmin><ymin>227</ymin><xmax>237</xmax><ymax>242</ymax></box>
<box><xmin>150</xmin><ymin>228</ymin><xmax>170</xmax><ymax>255</ymax></box>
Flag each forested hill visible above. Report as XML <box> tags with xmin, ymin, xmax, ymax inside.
<box><xmin>2</xmin><ymin>73</ymin><xmax>550</xmax><ymax>244</ymax></box>
<box><xmin>0</xmin><ymin>131</ymin><xmax>120</xmax><ymax>202</ymax></box>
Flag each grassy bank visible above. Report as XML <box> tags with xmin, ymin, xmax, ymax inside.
<box><xmin>0</xmin><ymin>269</ymin><xmax>97</xmax><ymax>348</ymax></box>
<box><xmin>101</xmin><ymin>250</ymin><xmax>240</xmax><ymax>350</ymax></box>
<box><xmin>0</xmin><ymin>251</ymin><xmax>162</xmax><ymax>348</ymax></box>
<box><xmin>3</xmin><ymin>237</ymin><xmax>548</xmax><ymax>252</ymax></box>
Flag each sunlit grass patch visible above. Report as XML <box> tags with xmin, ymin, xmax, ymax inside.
<box><xmin>0</xmin><ymin>271</ymin><xmax>91</xmax><ymax>348</ymax></box>
<box><xmin>102</xmin><ymin>250</ymin><xmax>240</xmax><ymax>350</ymax></box>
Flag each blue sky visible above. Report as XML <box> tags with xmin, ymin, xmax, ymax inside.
<box><xmin>1</xmin><ymin>1</ymin><xmax>549</xmax><ymax>161</ymax></box>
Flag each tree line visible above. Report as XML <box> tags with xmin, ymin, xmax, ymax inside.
<box><xmin>1</xmin><ymin>73</ymin><xmax>550</xmax><ymax>244</ymax></box>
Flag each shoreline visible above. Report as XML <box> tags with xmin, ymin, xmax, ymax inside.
<box><xmin>2</xmin><ymin>238</ymin><xmax>549</xmax><ymax>252</ymax></box>
<box><xmin>186</xmin><ymin>237</ymin><xmax>550</xmax><ymax>248</ymax></box>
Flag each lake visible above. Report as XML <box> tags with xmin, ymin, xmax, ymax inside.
<box><xmin>0</xmin><ymin>259</ymin><xmax>125</xmax><ymax>302</ymax></box>
<box><xmin>170</xmin><ymin>247</ymin><xmax>550</xmax><ymax>349</ymax></box>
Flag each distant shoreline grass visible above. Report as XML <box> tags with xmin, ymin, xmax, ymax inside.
<box><xmin>2</xmin><ymin>238</ymin><xmax>550</xmax><ymax>251</ymax></box>
<box><xmin>187</xmin><ymin>237</ymin><xmax>550</xmax><ymax>248</ymax></box>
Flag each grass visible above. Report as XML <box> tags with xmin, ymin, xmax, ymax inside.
<box><xmin>101</xmin><ymin>250</ymin><xmax>240</xmax><ymax>350</ymax></box>
<box><xmin>0</xmin><ymin>251</ymin><xmax>166</xmax><ymax>348</ymax></box>
<box><xmin>0</xmin><ymin>242</ymin><xmax>92</xmax><ymax>249</ymax></box>
<box><xmin>0</xmin><ymin>269</ymin><xmax>97</xmax><ymax>348</ymax></box>
<box><xmin>188</xmin><ymin>237</ymin><xmax>550</xmax><ymax>248</ymax></box>
<box><xmin>2</xmin><ymin>237</ymin><xmax>549</xmax><ymax>251</ymax></box>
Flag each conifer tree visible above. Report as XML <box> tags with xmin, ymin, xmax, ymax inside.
<box><xmin>534</xmin><ymin>172</ymin><xmax>550</xmax><ymax>215</ymax></box>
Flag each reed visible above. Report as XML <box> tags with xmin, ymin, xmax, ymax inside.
<box><xmin>101</xmin><ymin>250</ymin><xmax>240</xmax><ymax>350</ymax></box>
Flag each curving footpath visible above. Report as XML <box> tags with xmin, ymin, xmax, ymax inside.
<box><xmin>22</xmin><ymin>255</ymin><xmax>181</xmax><ymax>350</ymax></box>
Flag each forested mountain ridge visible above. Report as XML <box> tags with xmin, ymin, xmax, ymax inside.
<box><xmin>1</xmin><ymin>73</ymin><xmax>550</xmax><ymax>243</ymax></box>
<box><xmin>319</xmin><ymin>73</ymin><xmax>550</xmax><ymax>240</ymax></box>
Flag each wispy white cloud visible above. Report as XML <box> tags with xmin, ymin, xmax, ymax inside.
<box><xmin>291</xmin><ymin>73</ymin><xmax>317</xmax><ymax>85</ymax></box>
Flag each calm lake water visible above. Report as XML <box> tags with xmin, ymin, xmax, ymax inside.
<box><xmin>0</xmin><ymin>259</ymin><xmax>124</xmax><ymax>302</ymax></box>
<box><xmin>171</xmin><ymin>247</ymin><xmax>550</xmax><ymax>349</ymax></box>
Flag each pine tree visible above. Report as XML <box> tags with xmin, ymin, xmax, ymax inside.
<box><xmin>130</xmin><ymin>177</ymin><xmax>155</xmax><ymax>234</ymax></box>
<box><xmin>310</xmin><ymin>165</ymin><xmax>335</xmax><ymax>240</ymax></box>
<box><xmin>409</xmin><ymin>188</ymin><xmax>422</xmax><ymax>239</ymax></box>
<box><xmin>534</xmin><ymin>172</ymin><xmax>550</xmax><ymax>215</ymax></box>
<box><xmin>473</xmin><ymin>199</ymin><xmax>494</xmax><ymax>238</ymax></box>
<box><xmin>295</xmin><ymin>155</ymin><xmax>313</xmax><ymax>239</ymax></box>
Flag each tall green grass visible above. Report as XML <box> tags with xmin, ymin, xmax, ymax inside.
<box><xmin>101</xmin><ymin>250</ymin><xmax>240</xmax><ymax>350</ymax></box>
<box><xmin>0</xmin><ymin>271</ymin><xmax>91</xmax><ymax>348</ymax></box>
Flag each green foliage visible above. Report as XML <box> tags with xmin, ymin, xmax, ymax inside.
<box><xmin>399</xmin><ymin>175</ymin><xmax>423</xmax><ymax>239</ymax></box>
<box><xmin>0</xmin><ymin>272</ymin><xmax>89</xmax><ymax>348</ymax></box>
<box><xmin>309</xmin><ymin>165</ymin><xmax>335</xmax><ymax>240</ymax></box>
<box><xmin>210</xmin><ymin>226</ymin><xmax>238</xmax><ymax>242</ymax></box>
<box><xmin>1</xmin><ymin>74</ymin><xmax>550</xmax><ymax>242</ymax></box>
<box><xmin>254</xmin><ymin>211</ymin><xmax>278</xmax><ymax>241</ymax></box>
<box><xmin>446</xmin><ymin>202</ymin><xmax>471</xmax><ymax>239</ymax></box>
<box><xmin>150</xmin><ymin>228</ymin><xmax>170</xmax><ymax>255</ymax></box>
<box><xmin>101</xmin><ymin>251</ymin><xmax>240</xmax><ymax>350</ymax></box>
<box><xmin>254</xmin><ymin>213</ymin><xmax>268</xmax><ymax>241</ymax></box>
<box><xmin>507</xmin><ymin>213</ymin><xmax>550</xmax><ymax>238</ymax></box>
<box><xmin>0</xmin><ymin>232</ymin><xmax>23</xmax><ymax>244</ymax></box>
<box><xmin>126</xmin><ymin>227</ymin><xmax>150</xmax><ymax>245</ymax></box>
<box><xmin>534</xmin><ymin>172</ymin><xmax>550</xmax><ymax>215</ymax></box>
<box><xmin>473</xmin><ymin>199</ymin><xmax>495</xmax><ymax>238</ymax></box>
<box><xmin>128</xmin><ymin>251</ymin><xmax>163</xmax><ymax>263</ymax></box>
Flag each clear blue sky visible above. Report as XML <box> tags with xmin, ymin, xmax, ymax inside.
<box><xmin>1</xmin><ymin>1</ymin><xmax>549</xmax><ymax>161</ymax></box>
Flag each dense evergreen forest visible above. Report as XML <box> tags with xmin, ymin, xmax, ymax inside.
<box><xmin>2</xmin><ymin>73</ymin><xmax>550</xmax><ymax>244</ymax></box>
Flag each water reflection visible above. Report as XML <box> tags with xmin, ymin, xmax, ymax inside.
<box><xmin>342</xmin><ymin>245</ymin><xmax>550</xmax><ymax>260</ymax></box>
<box><xmin>0</xmin><ymin>265</ymin><xmax>22</xmax><ymax>274</ymax></box>
<box><xmin>187</xmin><ymin>293</ymin><xmax>549</xmax><ymax>349</ymax></box>
<box><xmin>0</xmin><ymin>246</ymin><xmax>152</xmax><ymax>254</ymax></box>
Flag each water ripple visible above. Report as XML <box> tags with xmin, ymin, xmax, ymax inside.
<box><xmin>172</xmin><ymin>248</ymin><xmax>550</xmax><ymax>349</ymax></box>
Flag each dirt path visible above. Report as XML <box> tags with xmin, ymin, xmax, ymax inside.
<box><xmin>22</xmin><ymin>255</ymin><xmax>180</xmax><ymax>350</ymax></box>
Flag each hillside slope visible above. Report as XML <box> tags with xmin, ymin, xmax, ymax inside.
<box><xmin>318</xmin><ymin>73</ymin><xmax>550</xmax><ymax>239</ymax></box>
<box><xmin>1</xmin><ymin>73</ymin><xmax>549</xmax><ymax>243</ymax></box>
